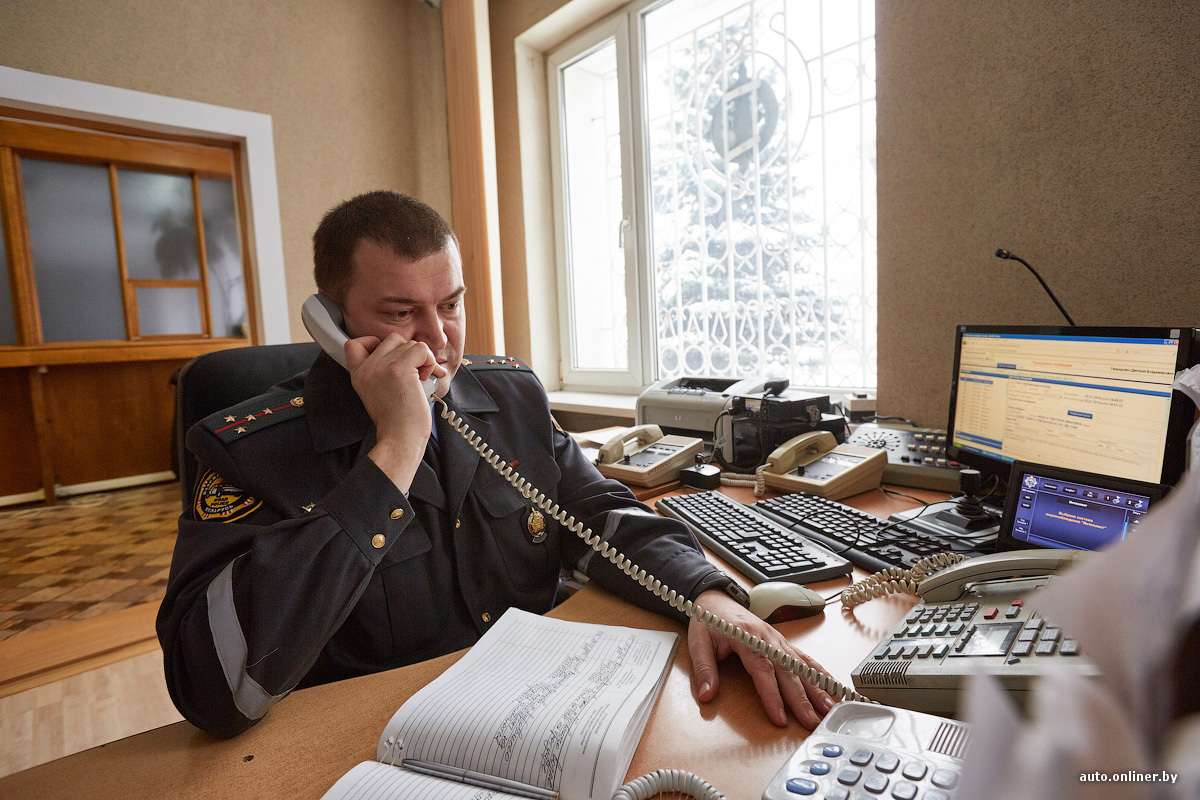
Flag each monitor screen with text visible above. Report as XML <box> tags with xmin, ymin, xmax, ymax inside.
<box><xmin>947</xmin><ymin>328</ymin><xmax>1190</xmax><ymax>483</ymax></box>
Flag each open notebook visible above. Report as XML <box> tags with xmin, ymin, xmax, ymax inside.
<box><xmin>322</xmin><ymin>608</ymin><xmax>679</xmax><ymax>800</ymax></box>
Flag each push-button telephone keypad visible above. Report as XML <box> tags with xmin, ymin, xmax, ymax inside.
<box><xmin>763</xmin><ymin>703</ymin><xmax>968</xmax><ymax>800</ymax></box>
<box><xmin>870</xmin><ymin>599</ymin><xmax>1081</xmax><ymax>666</ymax></box>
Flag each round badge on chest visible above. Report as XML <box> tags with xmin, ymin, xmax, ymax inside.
<box><xmin>526</xmin><ymin>507</ymin><xmax>547</xmax><ymax>543</ymax></box>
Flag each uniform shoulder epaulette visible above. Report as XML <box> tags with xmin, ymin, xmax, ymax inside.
<box><xmin>202</xmin><ymin>390</ymin><xmax>307</xmax><ymax>444</ymax></box>
<box><xmin>460</xmin><ymin>355</ymin><xmax>533</xmax><ymax>374</ymax></box>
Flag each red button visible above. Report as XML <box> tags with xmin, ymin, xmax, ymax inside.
<box><xmin>983</xmin><ymin>607</ymin><xmax>999</xmax><ymax>619</ymax></box>
<box><xmin>1011</xmin><ymin>599</ymin><xmax>1023</xmax><ymax>607</ymax></box>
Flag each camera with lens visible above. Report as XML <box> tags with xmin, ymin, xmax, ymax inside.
<box><xmin>715</xmin><ymin>380</ymin><xmax>847</xmax><ymax>471</ymax></box>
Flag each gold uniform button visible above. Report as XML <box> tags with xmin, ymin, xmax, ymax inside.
<box><xmin>481</xmin><ymin>612</ymin><xmax>491</xmax><ymax>623</ymax></box>
<box><xmin>371</xmin><ymin>534</ymin><xmax>386</xmax><ymax>549</ymax></box>
<box><xmin>455</xmin><ymin>519</ymin><xmax>462</xmax><ymax>529</ymax></box>
<box><xmin>390</xmin><ymin>508</ymin><xmax>404</xmax><ymax>520</ymax></box>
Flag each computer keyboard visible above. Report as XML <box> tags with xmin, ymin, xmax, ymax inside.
<box><xmin>753</xmin><ymin>493</ymin><xmax>995</xmax><ymax>574</ymax></box>
<box><xmin>655</xmin><ymin>491</ymin><xmax>853</xmax><ymax>585</ymax></box>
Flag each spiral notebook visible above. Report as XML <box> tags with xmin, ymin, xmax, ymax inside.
<box><xmin>321</xmin><ymin>608</ymin><xmax>679</xmax><ymax>800</ymax></box>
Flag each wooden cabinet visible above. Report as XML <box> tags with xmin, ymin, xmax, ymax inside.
<box><xmin>1</xmin><ymin>342</ymin><xmax>250</xmax><ymax>504</ymax></box>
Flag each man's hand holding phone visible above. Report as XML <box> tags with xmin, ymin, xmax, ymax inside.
<box><xmin>346</xmin><ymin>333</ymin><xmax>447</xmax><ymax>494</ymax></box>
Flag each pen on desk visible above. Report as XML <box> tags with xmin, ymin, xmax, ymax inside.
<box><xmin>402</xmin><ymin>759</ymin><xmax>559</xmax><ymax>800</ymax></box>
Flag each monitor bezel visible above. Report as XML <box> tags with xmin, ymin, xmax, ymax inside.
<box><xmin>996</xmin><ymin>460</ymin><xmax>1169</xmax><ymax>552</ymax></box>
<box><xmin>944</xmin><ymin>325</ymin><xmax>1197</xmax><ymax>486</ymax></box>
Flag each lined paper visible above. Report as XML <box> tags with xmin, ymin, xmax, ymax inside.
<box><xmin>376</xmin><ymin>609</ymin><xmax>678</xmax><ymax>800</ymax></box>
<box><xmin>323</xmin><ymin>761</ymin><xmax>527</xmax><ymax>800</ymax></box>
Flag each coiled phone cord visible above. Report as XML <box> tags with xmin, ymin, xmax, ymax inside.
<box><xmin>839</xmin><ymin>552</ymin><xmax>970</xmax><ymax>609</ymax></box>
<box><xmin>717</xmin><ymin>465</ymin><xmax>768</xmax><ymax>497</ymax></box>
<box><xmin>612</xmin><ymin>769</ymin><xmax>725</xmax><ymax>800</ymax></box>
<box><xmin>436</xmin><ymin>400</ymin><xmax>875</xmax><ymax>708</ymax></box>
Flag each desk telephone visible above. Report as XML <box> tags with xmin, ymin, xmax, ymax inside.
<box><xmin>759</xmin><ymin>431</ymin><xmax>887</xmax><ymax>500</ymax></box>
<box><xmin>304</xmin><ymin>293</ymin><xmax>1088</xmax><ymax>799</ymax></box>
<box><xmin>594</xmin><ymin>425</ymin><xmax>704</xmax><ymax>487</ymax></box>
<box><xmin>845</xmin><ymin>549</ymin><xmax>1096</xmax><ymax>716</ymax></box>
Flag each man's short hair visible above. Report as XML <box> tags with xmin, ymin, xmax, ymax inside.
<box><xmin>313</xmin><ymin>191</ymin><xmax>456</xmax><ymax>304</ymax></box>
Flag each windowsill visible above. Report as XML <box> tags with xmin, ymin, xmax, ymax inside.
<box><xmin>546</xmin><ymin>390</ymin><xmax>637</xmax><ymax>420</ymax></box>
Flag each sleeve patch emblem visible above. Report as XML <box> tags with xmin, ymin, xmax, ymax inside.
<box><xmin>194</xmin><ymin>470</ymin><xmax>263</xmax><ymax>522</ymax></box>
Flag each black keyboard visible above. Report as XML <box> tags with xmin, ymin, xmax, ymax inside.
<box><xmin>752</xmin><ymin>493</ymin><xmax>995</xmax><ymax>574</ymax></box>
<box><xmin>655</xmin><ymin>491</ymin><xmax>852</xmax><ymax>585</ymax></box>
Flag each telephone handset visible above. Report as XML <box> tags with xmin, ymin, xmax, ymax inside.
<box><xmin>913</xmin><ymin>548</ymin><xmax>1082</xmax><ymax>602</ymax></box>
<box><xmin>759</xmin><ymin>431</ymin><xmax>887</xmax><ymax>501</ymax></box>
<box><xmin>594</xmin><ymin>424</ymin><xmax>704</xmax><ymax>488</ymax></box>
<box><xmin>302</xmin><ymin>294</ymin><xmax>438</xmax><ymax>401</ymax></box>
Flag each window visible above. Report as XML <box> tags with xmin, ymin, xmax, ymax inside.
<box><xmin>0</xmin><ymin>119</ymin><xmax>252</xmax><ymax>353</ymax></box>
<box><xmin>550</xmin><ymin>0</ymin><xmax>876</xmax><ymax>392</ymax></box>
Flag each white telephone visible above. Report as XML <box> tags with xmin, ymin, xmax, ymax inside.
<box><xmin>301</xmin><ymin>294</ymin><xmax>438</xmax><ymax>401</ymax></box>
<box><xmin>845</xmin><ymin>549</ymin><xmax>1096</xmax><ymax>716</ymax></box>
<box><xmin>760</xmin><ymin>431</ymin><xmax>887</xmax><ymax>500</ymax></box>
<box><xmin>763</xmin><ymin>702</ymin><xmax>969</xmax><ymax>800</ymax></box>
<box><xmin>594</xmin><ymin>424</ymin><xmax>704</xmax><ymax>488</ymax></box>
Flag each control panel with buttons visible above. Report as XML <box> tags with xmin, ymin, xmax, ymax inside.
<box><xmin>851</xmin><ymin>581</ymin><xmax>1098</xmax><ymax>717</ymax></box>
<box><xmin>846</xmin><ymin>423</ymin><xmax>963</xmax><ymax>492</ymax></box>
<box><xmin>763</xmin><ymin>702</ymin><xmax>968</xmax><ymax>800</ymax></box>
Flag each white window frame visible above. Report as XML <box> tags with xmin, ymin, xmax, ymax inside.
<box><xmin>546</xmin><ymin>0</ymin><xmax>877</xmax><ymax>397</ymax></box>
<box><xmin>547</xmin><ymin>14</ymin><xmax>650</xmax><ymax>393</ymax></box>
<box><xmin>0</xmin><ymin>66</ymin><xmax>288</xmax><ymax>344</ymax></box>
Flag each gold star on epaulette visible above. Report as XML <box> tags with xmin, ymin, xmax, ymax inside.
<box><xmin>225</xmin><ymin>415</ymin><xmax>236</xmax><ymax>423</ymax></box>
<box><xmin>301</xmin><ymin>503</ymin><xmax>315</xmax><ymax>513</ymax></box>
<box><xmin>235</xmin><ymin>426</ymin><xmax>247</xmax><ymax>434</ymax></box>
<box><xmin>262</xmin><ymin>408</ymin><xmax>273</xmax><ymax>415</ymax></box>
<box><xmin>245</xmin><ymin>414</ymin><xmax>256</xmax><ymax>421</ymax></box>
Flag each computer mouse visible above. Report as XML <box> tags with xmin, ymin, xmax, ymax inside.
<box><xmin>748</xmin><ymin>582</ymin><xmax>828</xmax><ymax>623</ymax></box>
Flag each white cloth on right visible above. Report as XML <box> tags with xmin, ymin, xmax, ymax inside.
<box><xmin>958</xmin><ymin>465</ymin><xmax>1200</xmax><ymax>800</ymax></box>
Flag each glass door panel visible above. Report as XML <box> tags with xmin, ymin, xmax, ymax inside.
<box><xmin>21</xmin><ymin>158</ymin><xmax>126</xmax><ymax>343</ymax></box>
<box><xmin>198</xmin><ymin>178</ymin><xmax>248</xmax><ymax>338</ymax></box>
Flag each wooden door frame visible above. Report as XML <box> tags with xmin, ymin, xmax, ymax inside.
<box><xmin>0</xmin><ymin>65</ymin><xmax>289</xmax><ymax>345</ymax></box>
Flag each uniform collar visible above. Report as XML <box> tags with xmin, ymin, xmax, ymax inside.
<box><xmin>302</xmin><ymin>353</ymin><xmax>501</xmax><ymax>453</ymax></box>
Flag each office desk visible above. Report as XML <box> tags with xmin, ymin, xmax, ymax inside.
<box><xmin>0</xmin><ymin>486</ymin><xmax>936</xmax><ymax>800</ymax></box>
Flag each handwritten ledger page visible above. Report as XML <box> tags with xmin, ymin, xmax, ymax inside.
<box><xmin>324</xmin><ymin>608</ymin><xmax>678</xmax><ymax>800</ymax></box>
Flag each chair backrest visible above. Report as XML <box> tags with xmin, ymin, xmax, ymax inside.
<box><xmin>174</xmin><ymin>342</ymin><xmax>321</xmax><ymax>508</ymax></box>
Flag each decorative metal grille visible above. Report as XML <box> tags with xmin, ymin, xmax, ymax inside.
<box><xmin>644</xmin><ymin>0</ymin><xmax>876</xmax><ymax>387</ymax></box>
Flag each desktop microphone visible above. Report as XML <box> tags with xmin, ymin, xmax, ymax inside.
<box><xmin>994</xmin><ymin>249</ymin><xmax>1076</xmax><ymax>326</ymax></box>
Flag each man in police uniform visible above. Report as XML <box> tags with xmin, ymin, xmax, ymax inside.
<box><xmin>158</xmin><ymin>191</ymin><xmax>835</xmax><ymax>738</ymax></box>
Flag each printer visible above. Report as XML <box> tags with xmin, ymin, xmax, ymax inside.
<box><xmin>635</xmin><ymin>376</ymin><xmax>766</xmax><ymax>441</ymax></box>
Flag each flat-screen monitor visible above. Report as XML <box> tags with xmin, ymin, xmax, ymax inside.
<box><xmin>945</xmin><ymin>326</ymin><xmax>1197</xmax><ymax>485</ymax></box>
<box><xmin>997</xmin><ymin>462</ymin><xmax>1168</xmax><ymax>552</ymax></box>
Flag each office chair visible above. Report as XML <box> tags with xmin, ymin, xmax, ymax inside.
<box><xmin>173</xmin><ymin>342</ymin><xmax>320</xmax><ymax>508</ymax></box>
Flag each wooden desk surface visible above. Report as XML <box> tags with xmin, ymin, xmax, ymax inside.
<box><xmin>0</xmin><ymin>485</ymin><xmax>936</xmax><ymax>800</ymax></box>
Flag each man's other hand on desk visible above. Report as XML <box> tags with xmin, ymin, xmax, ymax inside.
<box><xmin>689</xmin><ymin>590</ymin><xmax>835</xmax><ymax>730</ymax></box>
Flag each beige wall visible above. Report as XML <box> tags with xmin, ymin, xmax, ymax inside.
<box><xmin>0</xmin><ymin>0</ymin><xmax>452</xmax><ymax>342</ymax></box>
<box><xmin>877</xmin><ymin>1</ymin><xmax>1200</xmax><ymax>425</ymax></box>
<box><xmin>492</xmin><ymin>0</ymin><xmax>1200</xmax><ymax>423</ymax></box>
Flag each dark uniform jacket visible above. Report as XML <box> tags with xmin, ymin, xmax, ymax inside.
<box><xmin>157</xmin><ymin>353</ymin><xmax>729</xmax><ymax>738</ymax></box>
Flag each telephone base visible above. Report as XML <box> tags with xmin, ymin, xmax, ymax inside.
<box><xmin>762</xmin><ymin>702</ymin><xmax>968</xmax><ymax>800</ymax></box>
<box><xmin>851</xmin><ymin>579</ymin><xmax>1098</xmax><ymax>718</ymax></box>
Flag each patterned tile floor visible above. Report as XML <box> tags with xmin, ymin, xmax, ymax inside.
<box><xmin>0</xmin><ymin>482</ymin><xmax>181</xmax><ymax>643</ymax></box>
